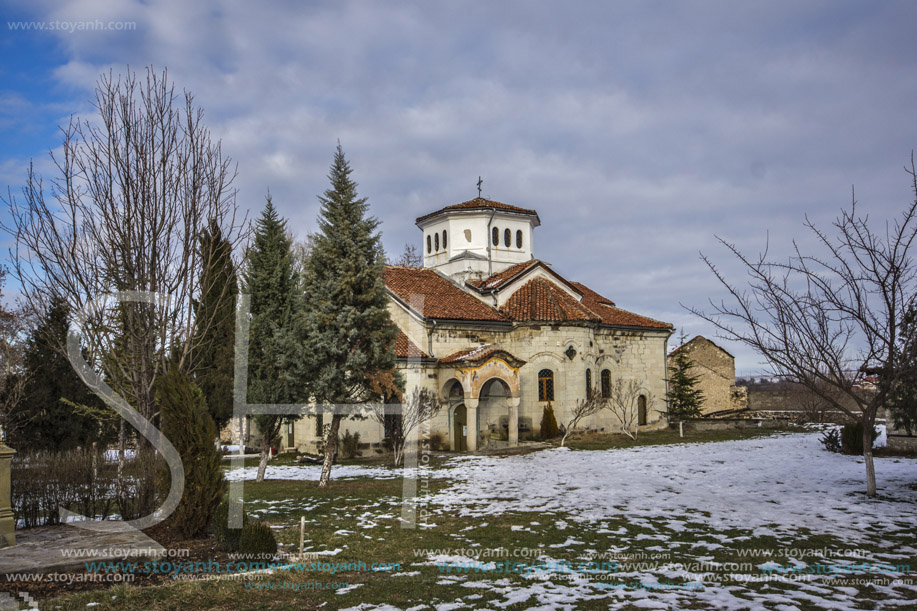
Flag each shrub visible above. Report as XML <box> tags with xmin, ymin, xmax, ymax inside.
<box><xmin>156</xmin><ymin>367</ymin><xmax>226</xmax><ymax>538</ymax></box>
<box><xmin>239</xmin><ymin>520</ymin><xmax>277</xmax><ymax>557</ymax></box>
<box><xmin>820</xmin><ymin>428</ymin><xmax>842</xmax><ymax>453</ymax></box>
<box><xmin>840</xmin><ymin>422</ymin><xmax>879</xmax><ymax>455</ymax></box>
<box><xmin>211</xmin><ymin>500</ymin><xmax>249</xmax><ymax>552</ymax></box>
<box><xmin>11</xmin><ymin>446</ymin><xmax>160</xmax><ymax>528</ymax></box>
<box><xmin>540</xmin><ymin>403</ymin><xmax>559</xmax><ymax>440</ymax></box>
<box><xmin>427</xmin><ymin>432</ymin><xmax>445</xmax><ymax>451</ymax></box>
<box><xmin>340</xmin><ymin>429</ymin><xmax>361</xmax><ymax>459</ymax></box>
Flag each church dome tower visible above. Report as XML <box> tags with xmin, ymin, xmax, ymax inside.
<box><xmin>414</xmin><ymin>197</ymin><xmax>540</xmax><ymax>285</ymax></box>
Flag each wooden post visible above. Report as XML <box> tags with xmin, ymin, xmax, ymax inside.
<box><xmin>0</xmin><ymin>443</ymin><xmax>16</xmax><ymax>547</ymax></box>
<box><xmin>299</xmin><ymin>516</ymin><xmax>305</xmax><ymax>560</ymax></box>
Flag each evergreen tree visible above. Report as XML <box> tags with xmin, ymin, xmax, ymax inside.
<box><xmin>7</xmin><ymin>295</ymin><xmax>113</xmax><ymax>450</ymax></box>
<box><xmin>156</xmin><ymin>366</ymin><xmax>225</xmax><ymax>538</ymax></box>
<box><xmin>243</xmin><ymin>195</ymin><xmax>305</xmax><ymax>481</ymax></box>
<box><xmin>192</xmin><ymin>220</ymin><xmax>238</xmax><ymax>432</ymax></box>
<box><xmin>665</xmin><ymin>340</ymin><xmax>705</xmax><ymax>420</ymax></box>
<box><xmin>303</xmin><ymin>145</ymin><xmax>400</xmax><ymax>487</ymax></box>
<box><xmin>885</xmin><ymin>305</ymin><xmax>917</xmax><ymax>434</ymax></box>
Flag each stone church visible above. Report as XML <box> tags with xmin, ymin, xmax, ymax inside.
<box><xmin>281</xmin><ymin>197</ymin><xmax>673</xmax><ymax>453</ymax></box>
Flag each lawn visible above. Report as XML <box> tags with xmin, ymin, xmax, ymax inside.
<box><xmin>39</xmin><ymin>428</ymin><xmax>917</xmax><ymax>610</ymax></box>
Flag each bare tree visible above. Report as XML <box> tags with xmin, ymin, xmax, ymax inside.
<box><xmin>371</xmin><ymin>387</ymin><xmax>442</xmax><ymax>466</ymax></box>
<box><xmin>3</xmin><ymin>67</ymin><xmax>246</xmax><ymax>427</ymax></box>
<box><xmin>607</xmin><ymin>378</ymin><xmax>653</xmax><ymax>440</ymax></box>
<box><xmin>690</xmin><ymin>158</ymin><xmax>917</xmax><ymax>497</ymax></box>
<box><xmin>0</xmin><ymin>271</ymin><xmax>31</xmax><ymax>440</ymax></box>
<box><xmin>561</xmin><ymin>384</ymin><xmax>608</xmax><ymax>447</ymax></box>
<box><xmin>396</xmin><ymin>243</ymin><xmax>422</xmax><ymax>267</ymax></box>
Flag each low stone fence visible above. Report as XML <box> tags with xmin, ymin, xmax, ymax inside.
<box><xmin>887</xmin><ymin>434</ymin><xmax>917</xmax><ymax>453</ymax></box>
<box><xmin>672</xmin><ymin>417</ymin><xmax>796</xmax><ymax>432</ymax></box>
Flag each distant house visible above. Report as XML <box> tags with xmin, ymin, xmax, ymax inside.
<box><xmin>667</xmin><ymin>336</ymin><xmax>747</xmax><ymax>415</ymax></box>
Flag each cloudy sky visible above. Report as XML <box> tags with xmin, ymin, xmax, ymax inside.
<box><xmin>2</xmin><ymin>0</ymin><xmax>916</xmax><ymax>375</ymax></box>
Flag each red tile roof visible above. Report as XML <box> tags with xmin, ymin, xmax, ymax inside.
<box><xmin>573</xmin><ymin>282</ymin><xmax>673</xmax><ymax>330</ymax></box>
<box><xmin>393</xmin><ymin>331</ymin><xmax>430</xmax><ymax>359</ymax></box>
<box><xmin>669</xmin><ymin>335</ymin><xmax>733</xmax><ymax>358</ymax></box>
<box><xmin>467</xmin><ymin>260</ymin><xmax>540</xmax><ymax>290</ymax></box>
<box><xmin>500</xmin><ymin>277</ymin><xmax>601</xmax><ymax>323</ymax></box>
<box><xmin>416</xmin><ymin>197</ymin><xmax>539</xmax><ymax>224</ymax></box>
<box><xmin>439</xmin><ymin>344</ymin><xmax>526</xmax><ymax>367</ymax></box>
<box><xmin>384</xmin><ymin>266</ymin><xmax>509</xmax><ymax>322</ymax></box>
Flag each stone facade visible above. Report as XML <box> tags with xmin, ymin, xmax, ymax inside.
<box><xmin>667</xmin><ymin>336</ymin><xmax>747</xmax><ymax>415</ymax></box>
<box><xmin>249</xmin><ymin>197</ymin><xmax>674</xmax><ymax>453</ymax></box>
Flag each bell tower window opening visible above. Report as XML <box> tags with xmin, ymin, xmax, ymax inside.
<box><xmin>434</xmin><ymin>232</ymin><xmax>439</xmax><ymax>251</ymax></box>
<box><xmin>516</xmin><ymin>230</ymin><xmax>523</xmax><ymax>249</ymax></box>
<box><xmin>426</xmin><ymin>235</ymin><xmax>432</xmax><ymax>254</ymax></box>
<box><xmin>442</xmin><ymin>230</ymin><xmax>447</xmax><ymax>249</ymax></box>
<box><xmin>492</xmin><ymin>226</ymin><xmax>499</xmax><ymax>246</ymax></box>
<box><xmin>504</xmin><ymin>228</ymin><xmax>511</xmax><ymax>247</ymax></box>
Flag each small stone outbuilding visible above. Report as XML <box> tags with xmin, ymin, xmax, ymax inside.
<box><xmin>667</xmin><ymin>336</ymin><xmax>747</xmax><ymax>415</ymax></box>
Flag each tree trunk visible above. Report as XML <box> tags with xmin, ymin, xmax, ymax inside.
<box><xmin>117</xmin><ymin>419</ymin><xmax>125</xmax><ymax>502</ymax></box>
<box><xmin>318</xmin><ymin>414</ymin><xmax>342</xmax><ymax>487</ymax></box>
<box><xmin>863</xmin><ymin>420</ymin><xmax>876</xmax><ymax>497</ymax></box>
<box><xmin>256</xmin><ymin>428</ymin><xmax>273</xmax><ymax>482</ymax></box>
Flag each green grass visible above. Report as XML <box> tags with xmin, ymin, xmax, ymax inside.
<box><xmin>39</xmin><ymin>426</ymin><xmax>916</xmax><ymax>610</ymax></box>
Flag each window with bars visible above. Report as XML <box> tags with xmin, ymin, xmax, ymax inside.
<box><xmin>538</xmin><ymin>369</ymin><xmax>555</xmax><ymax>401</ymax></box>
<box><xmin>586</xmin><ymin>369</ymin><xmax>592</xmax><ymax>398</ymax></box>
<box><xmin>601</xmin><ymin>369</ymin><xmax>611</xmax><ymax>399</ymax></box>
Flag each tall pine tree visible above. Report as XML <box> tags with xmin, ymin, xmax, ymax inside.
<box><xmin>192</xmin><ymin>220</ymin><xmax>238</xmax><ymax>433</ymax></box>
<box><xmin>303</xmin><ymin>145</ymin><xmax>400</xmax><ymax>487</ymax></box>
<box><xmin>243</xmin><ymin>196</ymin><xmax>305</xmax><ymax>481</ymax></box>
<box><xmin>7</xmin><ymin>295</ymin><xmax>113</xmax><ymax>450</ymax></box>
<box><xmin>665</xmin><ymin>338</ymin><xmax>705</xmax><ymax>420</ymax></box>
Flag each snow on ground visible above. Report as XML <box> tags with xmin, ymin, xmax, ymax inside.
<box><xmin>429</xmin><ymin>431</ymin><xmax>917</xmax><ymax>542</ymax></box>
<box><xmin>224</xmin><ymin>463</ymin><xmax>406</xmax><ymax>481</ymax></box>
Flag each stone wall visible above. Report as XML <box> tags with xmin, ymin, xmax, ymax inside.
<box><xmin>667</xmin><ymin>337</ymin><xmax>746</xmax><ymax>415</ymax></box>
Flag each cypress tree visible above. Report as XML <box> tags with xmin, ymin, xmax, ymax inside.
<box><xmin>156</xmin><ymin>366</ymin><xmax>225</xmax><ymax>538</ymax></box>
<box><xmin>7</xmin><ymin>295</ymin><xmax>113</xmax><ymax>450</ymax></box>
<box><xmin>192</xmin><ymin>220</ymin><xmax>238</xmax><ymax>432</ymax></box>
<box><xmin>303</xmin><ymin>145</ymin><xmax>400</xmax><ymax>487</ymax></box>
<box><xmin>665</xmin><ymin>343</ymin><xmax>705</xmax><ymax>420</ymax></box>
<box><xmin>243</xmin><ymin>195</ymin><xmax>305</xmax><ymax>481</ymax></box>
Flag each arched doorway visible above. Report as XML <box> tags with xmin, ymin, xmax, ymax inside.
<box><xmin>480</xmin><ymin>378</ymin><xmax>510</xmax><ymax>446</ymax></box>
<box><xmin>452</xmin><ymin>404</ymin><xmax>467</xmax><ymax>452</ymax></box>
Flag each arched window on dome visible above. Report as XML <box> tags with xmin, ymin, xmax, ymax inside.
<box><xmin>492</xmin><ymin>226</ymin><xmax>499</xmax><ymax>246</ymax></box>
<box><xmin>516</xmin><ymin>230</ymin><xmax>523</xmax><ymax>249</ymax></box>
<box><xmin>442</xmin><ymin>230</ymin><xmax>447</xmax><ymax>249</ymax></box>
<box><xmin>434</xmin><ymin>232</ymin><xmax>439</xmax><ymax>251</ymax></box>
<box><xmin>426</xmin><ymin>235</ymin><xmax>431</xmax><ymax>254</ymax></box>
